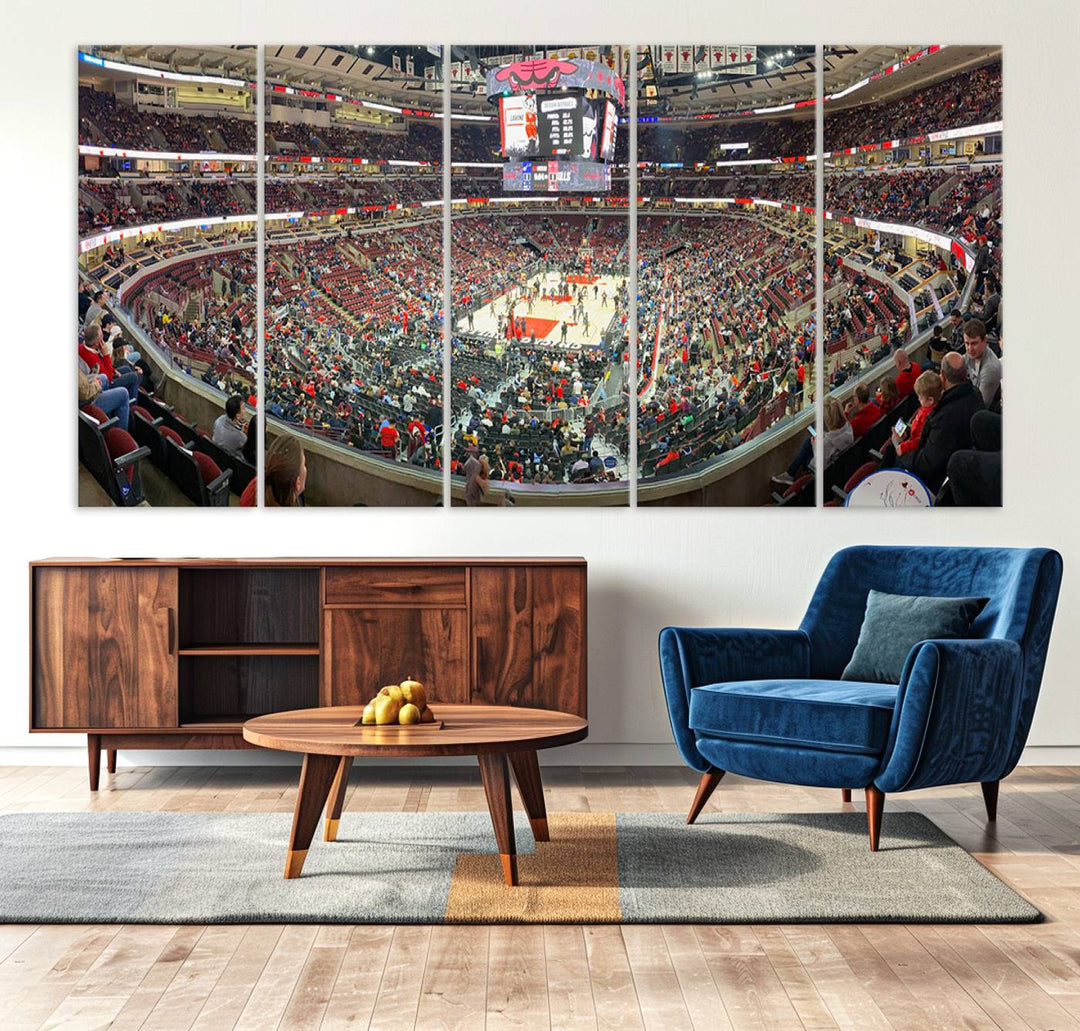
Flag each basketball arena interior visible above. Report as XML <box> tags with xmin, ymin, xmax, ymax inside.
<box><xmin>77</xmin><ymin>43</ymin><xmax>1002</xmax><ymax>507</ymax></box>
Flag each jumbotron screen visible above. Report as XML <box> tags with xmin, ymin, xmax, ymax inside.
<box><xmin>499</xmin><ymin>91</ymin><xmax>616</xmax><ymax>192</ymax></box>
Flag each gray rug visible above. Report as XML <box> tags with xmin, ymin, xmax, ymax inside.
<box><xmin>0</xmin><ymin>810</ymin><xmax>1039</xmax><ymax>924</ymax></box>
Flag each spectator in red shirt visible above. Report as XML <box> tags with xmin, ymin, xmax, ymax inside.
<box><xmin>79</xmin><ymin>323</ymin><xmax>138</xmax><ymax>401</ymax></box>
<box><xmin>379</xmin><ymin>419</ymin><xmax>400</xmax><ymax>453</ymax></box>
<box><xmin>845</xmin><ymin>383</ymin><xmax>883</xmax><ymax>438</ymax></box>
<box><xmin>894</xmin><ymin>370</ymin><xmax>943</xmax><ymax>457</ymax></box>
<box><xmin>892</xmin><ymin>348</ymin><xmax>921</xmax><ymax>399</ymax></box>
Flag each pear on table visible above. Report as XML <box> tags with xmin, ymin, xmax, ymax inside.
<box><xmin>360</xmin><ymin>678</ymin><xmax>434</xmax><ymax>726</ymax></box>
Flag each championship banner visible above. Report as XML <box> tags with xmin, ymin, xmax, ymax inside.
<box><xmin>392</xmin><ymin>54</ymin><xmax>401</xmax><ymax>73</ymax></box>
<box><xmin>711</xmin><ymin>45</ymin><xmax>726</xmax><ymax>69</ymax></box>
<box><xmin>693</xmin><ymin>46</ymin><xmax>710</xmax><ymax>72</ymax></box>
<box><xmin>677</xmin><ymin>45</ymin><xmax>693</xmax><ymax>72</ymax></box>
<box><xmin>661</xmin><ymin>45</ymin><xmax>677</xmax><ymax>74</ymax></box>
<box><xmin>487</xmin><ymin>57</ymin><xmax>625</xmax><ymax>108</ymax></box>
<box><xmin>405</xmin><ymin>54</ymin><xmax>415</xmax><ymax>77</ymax></box>
<box><xmin>450</xmin><ymin>62</ymin><xmax>462</xmax><ymax>82</ymax></box>
<box><xmin>740</xmin><ymin>46</ymin><xmax>758</xmax><ymax>74</ymax></box>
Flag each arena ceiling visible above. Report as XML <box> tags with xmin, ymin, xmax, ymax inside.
<box><xmin>80</xmin><ymin>45</ymin><xmax>259</xmax><ymax>83</ymax></box>
<box><xmin>650</xmin><ymin>44</ymin><xmax>1000</xmax><ymax>122</ymax></box>
<box><xmin>80</xmin><ymin>43</ymin><xmax>1000</xmax><ymax>127</ymax></box>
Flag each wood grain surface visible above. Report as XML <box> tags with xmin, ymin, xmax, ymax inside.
<box><xmin>243</xmin><ymin>704</ymin><xmax>588</xmax><ymax>758</ymax></box>
<box><xmin>324</xmin><ymin>566</ymin><xmax>467</xmax><ymax>607</ymax></box>
<box><xmin>471</xmin><ymin>566</ymin><xmax>536</xmax><ymax>708</ymax></box>
<box><xmin>1</xmin><ymin>765</ymin><xmax>1078</xmax><ymax>1030</ymax></box>
<box><xmin>325</xmin><ymin>608</ymin><xmax>469</xmax><ymax>707</ymax></box>
<box><xmin>33</xmin><ymin>567</ymin><xmax>177</xmax><ymax>730</ymax></box>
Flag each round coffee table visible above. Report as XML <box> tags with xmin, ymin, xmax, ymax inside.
<box><xmin>243</xmin><ymin>704</ymin><xmax>588</xmax><ymax>886</ymax></box>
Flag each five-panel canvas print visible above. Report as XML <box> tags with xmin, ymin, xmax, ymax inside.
<box><xmin>77</xmin><ymin>44</ymin><xmax>1002</xmax><ymax>507</ymax></box>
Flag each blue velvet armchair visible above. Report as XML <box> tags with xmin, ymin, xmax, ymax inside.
<box><xmin>660</xmin><ymin>546</ymin><xmax>1063</xmax><ymax>850</ymax></box>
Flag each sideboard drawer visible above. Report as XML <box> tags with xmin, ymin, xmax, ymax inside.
<box><xmin>325</xmin><ymin>566</ymin><xmax>467</xmax><ymax>607</ymax></box>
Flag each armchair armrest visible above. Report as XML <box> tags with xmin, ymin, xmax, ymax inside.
<box><xmin>876</xmin><ymin>637</ymin><xmax>1024</xmax><ymax>793</ymax></box>
<box><xmin>659</xmin><ymin>627</ymin><xmax>811</xmax><ymax>772</ymax></box>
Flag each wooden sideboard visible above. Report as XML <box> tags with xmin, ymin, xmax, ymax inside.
<box><xmin>30</xmin><ymin>558</ymin><xmax>586</xmax><ymax>789</ymax></box>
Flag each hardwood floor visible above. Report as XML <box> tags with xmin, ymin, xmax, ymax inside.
<box><xmin>1</xmin><ymin>762</ymin><xmax>1079</xmax><ymax>1030</ymax></box>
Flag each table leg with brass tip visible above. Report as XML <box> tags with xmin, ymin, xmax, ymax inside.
<box><xmin>284</xmin><ymin>850</ymin><xmax>308</xmax><ymax>879</ymax></box>
<box><xmin>510</xmin><ymin>750</ymin><xmax>549</xmax><ymax>843</ymax></box>
<box><xmin>478</xmin><ymin>752</ymin><xmax>518</xmax><ymax>886</ymax></box>
<box><xmin>324</xmin><ymin>756</ymin><xmax>353</xmax><ymax>842</ymax></box>
<box><xmin>284</xmin><ymin>753</ymin><xmax>340</xmax><ymax>879</ymax></box>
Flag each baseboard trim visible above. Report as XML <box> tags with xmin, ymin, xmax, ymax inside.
<box><xmin>1</xmin><ymin>743</ymin><xmax>1078</xmax><ymax>767</ymax></box>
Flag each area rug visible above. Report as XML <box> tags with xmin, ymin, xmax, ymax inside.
<box><xmin>0</xmin><ymin>811</ymin><xmax>1039</xmax><ymax>924</ymax></box>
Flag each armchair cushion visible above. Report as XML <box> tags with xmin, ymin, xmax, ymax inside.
<box><xmin>841</xmin><ymin>590</ymin><xmax>989</xmax><ymax>684</ymax></box>
<box><xmin>690</xmin><ymin>679</ymin><xmax>898</xmax><ymax>757</ymax></box>
<box><xmin>659</xmin><ymin>627</ymin><xmax>811</xmax><ymax>772</ymax></box>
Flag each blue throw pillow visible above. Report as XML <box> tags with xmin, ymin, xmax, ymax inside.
<box><xmin>841</xmin><ymin>590</ymin><xmax>989</xmax><ymax>684</ymax></box>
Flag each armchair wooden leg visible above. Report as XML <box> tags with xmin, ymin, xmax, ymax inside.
<box><xmin>866</xmin><ymin>785</ymin><xmax>885</xmax><ymax>852</ymax></box>
<box><xmin>981</xmin><ymin>780</ymin><xmax>999</xmax><ymax>821</ymax></box>
<box><xmin>687</xmin><ymin>768</ymin><xmax>725</xmax><ymax>825</ymax></box>
<box><xmin>106</xmin><ymin>749</ymin><xmax>117</xmax><ymax>775</ymax></box>
<box><xmin>841</xmin><ymin>789</ymin><xmax>851</xmax><ymax>803</ymax></box>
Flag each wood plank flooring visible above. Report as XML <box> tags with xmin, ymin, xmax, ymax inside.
<box><xmin>1</xmin><ymin>762</ymin><xmax>1079</xmax><ymax>1030</ymax></box>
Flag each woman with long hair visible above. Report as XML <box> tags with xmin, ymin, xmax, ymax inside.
<box><xmin>239</xmin><ymin>433</ymin><xmax>306</xmax><ymax>506</ymax></box>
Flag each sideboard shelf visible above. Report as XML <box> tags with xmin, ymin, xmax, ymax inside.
<box><xmin>30</xmin><ymin>558</ymin><xmax>587</xmax><ymax>789</ymax></box>
<box><xmin>177</xmin><ymin>644</ymin><xmax>321</xmax><ymax>657</ymax></box>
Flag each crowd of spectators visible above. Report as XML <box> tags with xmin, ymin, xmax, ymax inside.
<box><xmin>636</xmin><ymin>214</ymin><xmax>814</xmax><ymax>478</ymax></box>
<box><xmin>638</xmin><ymin>59</ymin><xmax>1001</xmax><ymax>164</ymax></box>
<box><xmin>823</xmin><ymin>60</ymin><xmax>1001</xmax><ymax>151</ymax></box>
<box><xmin>263</xmin><ymin>230</ymin><xmax>444</xmax><ymax>465</ymax></box>
<box><xmin>79</xmin><ymin>85</ymin><xmax>256</xmax><ymax>153</ymax></box>
<box><xmin>127</xmin><ymin>251</ymin><xmax>257</xmax><ymax>383</ymax></box>
<box><xmin>266</xmin><ymin>119</ymin><xmax>442</xmax><ymax>162</ymax></box>
<box><xmin>79</xmin><ymin>176</ymin><xmax>257</xmax><ymax>233</ymax></box>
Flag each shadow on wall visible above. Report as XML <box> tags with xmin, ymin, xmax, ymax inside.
<box><xmin>587</xmin><ymin>574</ymin><xmax>691</xmax><ymax>746</ymax></box>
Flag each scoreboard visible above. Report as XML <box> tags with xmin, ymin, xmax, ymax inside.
<box><xmin>503</xmin><ymin>160</ymin><xmax>612</xmax><ymax>193</ymax></box>
<box><xmin>489</xmin><ymin>57</ymin><xmax>624</xmax><ymax>194</ymax></box>
<box><xmin>537</xmin><ymin>95</ymin><xmax>582</xmax><ymax>156</ymax></box>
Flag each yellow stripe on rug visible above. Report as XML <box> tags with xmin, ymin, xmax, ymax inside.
<box><xmin>444</xmin><ymin>812</ymin><xmax>620</xmax><ymax>923</ymax></box>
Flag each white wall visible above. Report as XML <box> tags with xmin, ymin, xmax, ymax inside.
<box><xmin>3</xmin><ymin>0</ymin><xmax>1078</xmax><ymax>766</ymax></box>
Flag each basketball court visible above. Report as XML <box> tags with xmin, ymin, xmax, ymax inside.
<box><xmin>457</xmin><ymin>268</ymin><xmax>626</xmax><ymax>350</ymax></box>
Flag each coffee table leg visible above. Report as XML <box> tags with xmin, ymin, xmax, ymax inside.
<box><xmin>285</xmin><ymin>753</ymin><xmax>340</xmax><ymax>879</ymax></box>
<box><xmin>324</xmin><ymin>756</ymin><xmax>354</xmax><ymax>842</ymax></box>
<box><xmin>478</xmin><ymin>752</ymin><xmax>518</xmax><ymax>886</ymax></box>
<box><xmin>509</xmin><ymin>750</ymin><xmax>549</xmax><ymax>842</ymax></box>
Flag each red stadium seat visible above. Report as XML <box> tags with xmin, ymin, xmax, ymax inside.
<box><xmin>163</xmin><ymin>434</ymin><xmax>231</xmax><ymax>506</ymax></box>
<box><xmin>78</xmin><ymin>409</ymin><xmax>149</xmax><ymax>506</ymax></box>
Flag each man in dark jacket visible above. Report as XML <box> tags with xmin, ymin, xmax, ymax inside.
<box><xmin>900</xmin><ymin>352</ymin><xmax>983</xmax><ymax>493</ymax></box>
